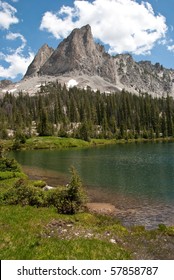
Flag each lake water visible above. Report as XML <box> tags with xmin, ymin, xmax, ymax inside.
<box><xmin>11</xmin><ymin>142</ymin><xmax>174</xmax><ymax>229</ymax></box>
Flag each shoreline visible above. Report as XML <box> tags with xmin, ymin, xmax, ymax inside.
<box><xmin>1</xmin><ymin>135</ymin><xmax>174</xmax><ymax>152</ymax></box>
<box><xmin>22</xmin><ymin>165</ymin><xmax>174</xmax><ymax>230</ymax></box>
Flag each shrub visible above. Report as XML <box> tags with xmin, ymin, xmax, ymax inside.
<box><xmin>0</xmin><ymin>171</ymin><xmax>27</xmax><ymax>180</ymax></box>
<box><xmin>46</xmin><ymin>187</ymin><xmax>63</xmax><ymax>209</ymax></box>
<box><xmin>66</xmin><ymin>166</ymin><xmax>87</xmax><ymax>213</ymax></box>
<box><xmin>2</xmin><ymin>179</ymin><xmax>47</xmax><ymax>207</ymax></box>
<box><xmin>0</xmin><ymin>157</ymin><xmax>21</xmax><ymax>172</ymax></box>
<box><xmin>48</xmin><ymin>167</ymin><xmax>87</xmax><ymax>214</ymax></box>
<box><xmin>14</xmin><ymin>180</ymin><xmax>46</xmax><ymax>207</ymax></box>
<box><xmin>2</xmin><ymin>187</ymin><xmax>19</xmax><ymax>205</ymax></box>
<box><xmin>33</xmin><ymin>180</ymin><xmax>47</xmax><ymax>188</ymax></box>
<box><xmin>1</xmin><ymin>163</ymin><xmax>87</xmax><ymax>214</ymax></box>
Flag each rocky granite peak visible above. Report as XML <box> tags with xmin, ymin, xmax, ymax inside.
<box><xmin>20</xmin><ymin>25</ymin><xmax>174</xmax><ymax>96</ymax></box>
<box><xmin>38</xmin><ymin>24</ymin><xmax>116</xmax><ymax>83</ymax></box>
<box><xmin>24</xmin><ymin>44</ymin><xmax>54</xmax><ymax>78</ymax></box>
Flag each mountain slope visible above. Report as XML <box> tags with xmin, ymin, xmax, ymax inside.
<box><xmin>0</xmin><ymin>79</ymin><xmax>13</xmax><ymax>89</ymax></box>
<box><xmin>39</xmin><ymin>24</ymin><xmax>116</xmax><ymax>84</ymax></box>
<box><xmin>3</xmin><ymin>24</ymin><xmax>174</xmax><ymax>96</ymax></box>
<box><xmin>24</xmin><ymin>44</ymin><xmax>54</xmax><ymax>78</ymax></box>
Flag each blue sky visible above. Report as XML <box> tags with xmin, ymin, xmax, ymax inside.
<box><xmin>0</xmin><ymin>0</ymin><xmax>174</xmax><ymax>81</ymax></box>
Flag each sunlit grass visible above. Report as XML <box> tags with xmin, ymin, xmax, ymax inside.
<box><xmin>0</xmin><ymin>205</ymin><xmax>131</xmax><ymax>260</ymax></box>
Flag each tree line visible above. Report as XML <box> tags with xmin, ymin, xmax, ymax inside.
<box><xmin>0</xmin><ymin>81</ymin><xmax>174</xmax><ymax>141</ymax></box>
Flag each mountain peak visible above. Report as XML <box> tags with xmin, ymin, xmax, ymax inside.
<box><xmin>38</xmin><ymin>24</ymin><xmax>115</xmax><ymax>81</ymax></box>
<box><xmin>23</xmin><ymin>25</ymin><xmax>174</xmax><ymax>97</ymax></box>
<box><xmin>24</xmin><ymin>44</ymin><xmax>54</xmax><ymax>78</ymax></box>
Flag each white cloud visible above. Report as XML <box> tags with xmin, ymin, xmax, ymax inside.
<box><xmin>0</xmin><ymin>1</ymin><xmax>19</xmax><ymax>29</ymax></box>
<box><xmin>0</xmin><ymin>32</ymin><xmax>34</xmax><ymax>79</ymax></box>
<box><xmin>40</xmin><ymin>0</ymin><xmax>167</xmax><ymax>55</ymax></box>
<box><xmin>167</xmin><ymin>45</ymin><xmax>174</xmax><ymax>52</ymax></box>
<box><xmin>6</xmin><ymin>32</ymin><xmax>27</xmax><ymax>52</ymax></box>
<box><xmin>6</xmin><ymin>32</ymin><xmax>26</xmax><ymax>45</ymax></box>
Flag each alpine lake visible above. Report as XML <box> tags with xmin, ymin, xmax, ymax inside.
<box><xmin>10</xmin><ymin>142</ymin><xmax>174</xmax><ymax>229</ymax></box>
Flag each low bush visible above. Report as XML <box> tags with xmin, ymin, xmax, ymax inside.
<box><xmin>47</xmin><ymin>167</ymin><xmax>87</xmax><ymax>214</ymax></box>
<box><xmin>0</xmin><ymin>171</ymin><xmax>27</xmax><ymax>180</ymax></box>
<box><xmin>1</xmin><ymin>159</ymin><xmax>87</xmax><ymax>214</ymax></box>
<box><xmin>33</xmin><ymin>180</ymin><xmax>47</xmax><ymax>188</ymax></box>
<box><xmin>0</xmin><ymin>157</ymin><xmax>21</xmax><ymax>172</ymax></box>
<box><xmin>2</xmin><ymin>179</ymin><xmax>47</xmax><ymax>207</ymax></box>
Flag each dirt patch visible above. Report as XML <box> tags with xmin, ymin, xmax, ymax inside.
<box><xmin>86</xmin><ymin>202</ymin><xmax>116</xmax><ymax>214</ymax></box>
<box><xmin>42</xmin><ymin>219</ymin><xmax>118</xmax><ymax>243</ymax></box>
<box><xmin>42</xmin><ymin>218</ymin><xmax>174</xmax><ymax>259</ymax></box>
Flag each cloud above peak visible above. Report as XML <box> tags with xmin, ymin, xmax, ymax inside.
<box><xmin>0</xmin><ymin>32</ymin><xmax>34</xmax><ymax>79</ymax></box>
<box><xmin>0</xmin><ymin>1</ymin><xmax>19</xmax><ymax>29</ymax></box>
<box><xmin>40</xmin><ymin>0</ymin><xmax>167</xmax><ymax>55</ymax></box>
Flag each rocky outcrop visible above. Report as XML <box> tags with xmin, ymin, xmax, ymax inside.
<box><xmin>39</xmin><ymin>24</ymin><xmax>116</xmax><ymax>84</ymax></box>
<box><xmin>24</xmin><ymin>44</ymin><xmax>54</xmax><ymax>78</ymax></box>
<box><xmin>113</xmin><ymin>54</ymin><xmax>174</xmax><ymax>95</ymax></box>
<box><xmin>0</xmin><ymin>79</ymin><xmax>13</xmax><ymax>89</ymax></box>
<box><xmin>23</xmin><ymin>24</ymin><xmax>174</xmax><ymax>96</ymax></box>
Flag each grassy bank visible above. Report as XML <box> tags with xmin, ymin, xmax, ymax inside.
<box><xmin>0</xmin><ymin>137</ymin><xmax>117</xmax><ymax>151</ymax></box>
<box><xmin>0</xmin><ymin>203</ymin><xmax>174</xmax><ymax>260</ymax></box>
<box><xmin>0</xmin><ymin>205</ymin><xmax>131</xmax><ymax>259</ymax></box>
<box><xmin>1</xmin><ymin>136</ymin><xmax>174</xmax><ymax>152</ymax></box>
<box><xmin>0</xmin><ymin>161</ymin><xmax>174</xmax><ymax>260</ymax></box>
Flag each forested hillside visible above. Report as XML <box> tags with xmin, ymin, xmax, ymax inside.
<box><xmin>0</xmin><ymin>81</ymin><xmax>174</xmax><ymax>141</ymax></box>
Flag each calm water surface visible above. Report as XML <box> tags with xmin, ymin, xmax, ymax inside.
<box><xmin>11</xmin><ymin>142</ymin><xmax>174</xmax><ymax>228</ymax></box>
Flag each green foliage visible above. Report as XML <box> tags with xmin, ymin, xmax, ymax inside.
<box><xmin>67</xmin><ymin>166</ymin><xmax>87</xmax><ymax>211</ymax></box>
<box><xmin>15</xmin><ymin>130</ymin><xmax>26</xmax><ymax>144</ymax></box>
<box><xmin>2</xmin><ymin>179</ymin><xmax>46</xmax><ymax>207</ymax></box>
<box><xmin>37</xmin><ymin>108</ymin><xmax>53</xmax><ymax>136</ymax></box>
<box><xmin>0</xmin><ymin>171</ymin><xmax>27</xmax><ymax>180</ymax></box>
<box><xmin>158</xmin><ymin>224</ymin><xmax>167</xmax><ymax>232</ymax></box>
<box><xmin>0</xmin><ymin>157</ymin><xmax>21</xmax><ymax>172</ymax></box>
<box><xmin>0</xmin><ymin>205</ymin><xmax>132</xmax><ymax>260</ymax></box>
<box><xmin>1</xmin><ymin>81</ymin><xmax>174</xmax><ymax>142</ymax></box>
<box><xmin>0</xmin><ymin>128</ymin><xmax>8</xmax><ymax>139</ymax></box>
<box><xmin>78</xmin><ymin>121</ymin><xmax>91</xmax><ymax>142</ymax></box>
<box><xmin>1</xmin><ymin>162</ymin><xmax>86</xmax><ymax>214</ymax></box>
<box><xmin>0</xmin><ymin>156</ymin><xmax>26</xmax><ymax>183</ymax></box>
<box><xmin>33</xmin><ymin>180</ymin><xmax>47</xmax><ymax>188</ymax></box>
<box><xmin>45</xmin><ymin>167</ymin><xmax>87</xmax><ymax>214</ymax></box>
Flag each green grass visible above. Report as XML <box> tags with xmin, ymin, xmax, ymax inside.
<box><xmin>0</xmin><ymin>154</ymin><xmax>174</xmax><ymax>260</ymax></box>
<box><xmin>1</xmin><ymin>136</ymin><xmax>174</xmax><ymax>152</ymax></box>
<box><xmin>25</xmin><ymin>137</ymin><xmax>91</xmax><ymax>149</ymax></box>
<box><xmin>0</xmin><ymin>171</ymin><xmax>27</xmax><ymax>180</ymax></box>
<box><xmin>0</xmin><ymin>205</ymin><xmax>131</xmax><ymax>260</ymax></box>
<box><xmin>0</xmin><ymin>194</ymin><xmax>174</xmax><ymax>259</ymax></box>
<box><xmin>0</xmin><ymin>164</ymin><xmax>131</xmax><ymax>260</ymax></box>
<box><xmin>24</xmin><ymin>136</ymin><xmax>117</xmax><ymax>150</ymax></box>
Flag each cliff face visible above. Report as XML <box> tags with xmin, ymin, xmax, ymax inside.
<box><xmin>24</xmin><ymin>44</ymin><xmax>54</xmax><ymax>78</ymax></box>
<box><xmin>24</xmin><ymin>25</ymin><xmax>174</xmax><ymax>96</ymax></box>
<box><xmin>39</xmin><ymin>25</ymin><xmax>116</xmax><ymax>84</ymax></box>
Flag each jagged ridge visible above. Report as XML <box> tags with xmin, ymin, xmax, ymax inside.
<box><xmin>24</xmin><ymin>44</ymin><xmax>54</xmax><ymax>78</ymax></box>
<box><xmin>23</xmin><ymin>25</ymin><xmax>174</xmax><ymax>96</ymax></box>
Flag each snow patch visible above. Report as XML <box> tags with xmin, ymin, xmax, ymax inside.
<box><xmin>2</xmin><ymin>88</ymin><xmax>17</xmax><ymax>93</ymax></box>
<box><xmin>67</xmin><ymin>79</ymin><xmax>78</xmax><ymax>89</ymax></box>
<box><xmin>9</xmin><ymin>88</ymin><xmax>17</xmax><ymax>93</ymax></box>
